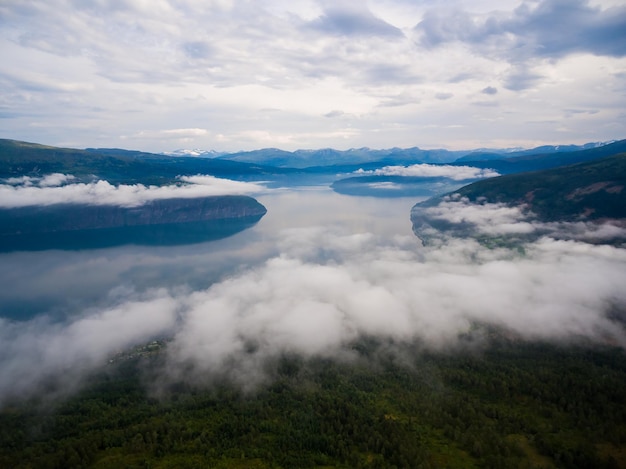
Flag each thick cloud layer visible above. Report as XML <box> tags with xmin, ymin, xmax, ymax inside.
<box><xmin>1</xmin><ymin>211</ymin><xmax>625</xmax><ymax>403</ymax></box>
<box><xmin>164</xmin><ymin>228</ymin><xmax>626</xmax><ymax>386</ymax></box>
<box><xmin>416</xmin><ymin>0</ymin><xmax>626</xmax><ymax>60</ymax></box>
<box><xmin>1</xmin><ymin>0</ymin><xmax>624</xmax><ymax>151</ymax></box>
<box><xmin>355</xmin><ymin>164</ymin><xmax>499</xmax><ymax>180</ymax></box>
<box><xmin>0</xmin><ymin>174</ymin><xmax>266</xmax><ymax>208</ymax></box>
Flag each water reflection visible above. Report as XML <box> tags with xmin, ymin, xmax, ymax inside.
<box><xmin>0</xmin><ymin>188</ymin><xmax>422</xmax><ymax>321</ymax></box>
<box><xmin>0</xmin><ymin>215</ymin><xmax>265</xmax><ymax>253</ymax></box>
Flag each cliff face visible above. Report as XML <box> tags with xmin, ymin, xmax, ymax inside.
<box><xmin>0</xmin><ymin>195</ymin><xmax>267</xmax><ymax>235</ymax></box>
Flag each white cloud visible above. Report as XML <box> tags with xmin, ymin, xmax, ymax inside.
<box><xmin>0</xmin><ymin>291</ymin><xmax>178</xmax><ymax>402</ymax></box>
<box><xmin>162</xmin><ymin>128</ymin><xmax>209</xmax><ymax>137</ymax></box>
<box><xmin>0</xmin><ymin>174</ymin><xmax>267</xmax><ymax>208</ymax></box>
<box><xmin>367</xmin><ymin>181</ymin><xmax>403</xmax><ymax>190</ymax></box>
<box><xmin>38</xmin><ymin>173</ymin><xmax>76</xmax><ymax>187</ymax></box>
<box><xmin>1</xmin><ymin>206</ymin><xmax>625</xmax><ymax>402</ymax></box>
<box><xmin>356</xmin><ymin>164</ymin><xmax>500</xmax><ymax>180</ymax></box>
<box><xmin>148</xmin><ymin>228</ymin><xmax>626</xmax><ymax>388</ymax></box>
<box><xmin>0</xmin><ymin>0</ymin><xmax>623</xmax><ymax>151</ymax></box>
<box><xmin>414</xmin><ymin>195</ymin><xmax>626</xmax><ymax>240</ymax></box>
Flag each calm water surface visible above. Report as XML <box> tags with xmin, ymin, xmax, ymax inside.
<box><xmin>0</xmin><ymin>188</ymin><xmax>424</xmax><ymax>321</ymax></box>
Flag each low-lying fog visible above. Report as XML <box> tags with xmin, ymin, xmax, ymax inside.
<box><xmin>1</xmin><ymin>186</ymin><xmax>625</xmax><ymax>404</ymax></box>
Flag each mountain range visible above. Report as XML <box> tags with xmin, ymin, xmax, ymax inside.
<box><xmin>3</xmin><ymin>137</ymin><xmax>626</xmax><ymax>244</ymax></box>
<box><xmin>162</xmin><ymin>142</ymin><xmax>610</xmax><ymax>168</ymax></box>
<box><xmin>3</xmin><ymin>138</ymin><xmax>622</xmax><ymax>182</ymax></box>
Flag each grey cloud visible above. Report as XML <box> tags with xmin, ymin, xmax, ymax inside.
<box><xmin>182</xmin><ymin>41</ymin><xmax>214</xmax><ymax>59</ymax></box>
<box><xmin>363</xmin><ymin>64</ymin><xmax>421</xmax><ymax>85</ymax></box>
<box><xmin>503</xmin><ymin>66</ymin><xmax>544</xmax><ymax>91</ymax></box>
<box><xmin>416</xmin><ymin>8</ymin><xmax>482</xmax><ymax>49</ymax></box>
<box><xmin>415</xmin><ymin>0</ymin><xmax>626</xmax><ymax>61</ymax></box>
<box><xmin>481</xmin><ymin>86</ymin><xmax>497</xmax><ymax>95</ymax></box>
<box><xmin>0</xmin><ymin>0</ymin><xmax>415</xmax><ymax>102</ymax></box>
<box><xmin>435</xmin><ymin>92</ymin><xmax>453</xmax><ymax>100</ymax></box>
<box><xmin>448</xmin><ymin>73</ymin><xmax>475</xmax><ymax>83</ymax></box>
<box><xmin>324</xmin><ymin>110</ymin><xmax>344</xmax><ymax>118</ymax></box>
<box><xmin>309</xmin><ymin>5</ymin><xmax>404</xmax><ymax>38</ymax></box>
<box><xmin>564</xmin><ymin>108</ymin><xmax>599</xmax><ymax>118</ymax></box>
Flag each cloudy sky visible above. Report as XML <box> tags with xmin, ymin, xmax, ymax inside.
<box><xmin>1</xmin><ymin>0</ymin><xmax>625</xmax><ymax>153</ymax></box>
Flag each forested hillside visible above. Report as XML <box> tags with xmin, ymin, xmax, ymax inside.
<box><xmin>455</xmin><ymin>154</ymin><xmax>626</xmax><ymax>221</ymax></box>
<box><xmin>0</xmin><ymin>139</ymin><xmax>288</xmax><ymax>184</ymax></box>
<box><xmin>1</xmin><ymin>339</ymin><xmax>625</xmax><ymax>468</ymax></box>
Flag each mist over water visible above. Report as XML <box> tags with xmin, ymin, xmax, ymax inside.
<box><xmin>0</xmin><ymin>188</ymin><xmax>420</xmax><ymax>321</ymax></box>
<box><xmin>1</xmin><ymin>186</ymin><xmax>625</xmax><ymax>404</ymax></box>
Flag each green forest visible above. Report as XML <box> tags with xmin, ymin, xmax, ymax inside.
<box><xmin>1</xmin><ymin>337</ymin><xmax>625</xmax><ymax>469</ymax></box>
<box><xmin>455</xmin><ymin>153</ymin><xmax>626</xmax><ymax>222</ymax></box>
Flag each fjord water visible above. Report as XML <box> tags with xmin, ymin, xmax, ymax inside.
<box><xmin>0</xmin><ymin>187</ymin><xmax>422</xmax><ymax>322</ymax></box>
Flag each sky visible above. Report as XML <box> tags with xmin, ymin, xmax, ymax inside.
<box><xmin>1</xmin><ymin>0</ymin><xmax>625</xmax><ymax>153</ymax></box>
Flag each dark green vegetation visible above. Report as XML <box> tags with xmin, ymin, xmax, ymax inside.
<box><xmin>456</xmin><ymin>154</ymin><xmax>626</xmax><ymax>222</ymax></box>
<box><xmin>0</xmin><ymin>139</ymin><xmax>291</xmax><ymax>185</ymax></box>
<box><xmin>1</xmin><ymin>340</ymin><xmax>625</xmax><ymax>468</ymax></box>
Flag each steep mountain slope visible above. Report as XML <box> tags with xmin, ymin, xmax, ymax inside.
<box><xmin>455</xmin><ymin>154</ymin><xmax>626</xmax><ymax>222</ymax></box>
<box><xmin>411</xmin><ymin>154</ymin><xmax>626</xmax><ymax>246</ymax></box>
<box><xmin>0</xmin><ymin>139</ymin><xmax>290</xmax><ymax>184</ymax></box>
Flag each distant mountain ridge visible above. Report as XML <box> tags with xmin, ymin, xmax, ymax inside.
<box><xmin>455</xmin><ymin>140</ymin><xmax>626</xmax><ymax>174</ymax></box>
<box><xmin>2</xmin><ymin>138</ymin><xmax>624</xmax><ymax>184</ymax></box>
<box><xmin>455</xmin><ymin>142</ymin><xmax>608</xmax><ymax>163</ymax></box>
<box><xmin>170</xmin><ymin>142</ymin><xmax>612</xmax><ymax>168</ymax></box>
<box><xmin>2</xmin><ymin>138</ymin><xmax>620</xmax><ymax>176</ymax></box>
